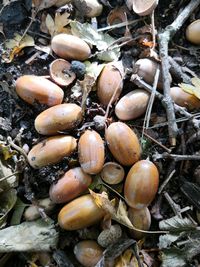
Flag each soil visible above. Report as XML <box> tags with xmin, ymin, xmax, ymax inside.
<box><xmin>1</xmin><ymin>0</ymin><xmax>200</xmax><ymax>266</ymax></box>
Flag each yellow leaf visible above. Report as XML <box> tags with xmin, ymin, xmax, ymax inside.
<box><xmin>115</xmin><ymin>249</ymin><xmax>139</xmax><ymax>267</ymax></box>
<box><xmin>191</xmin><ymin>77</ymin><xmax>200</xmax><ymax>88</ymax></box>
<box><xmin>45</xmin><ymin>14</ymin><xmax>55</xmax><ymax>37</ymax></box>
<box><xmin>45</xmin><ymin>12</ymin><xmax>71</xmax><ymax>37</ymax></box>
<box><xmin>0</xmin><ymin>143</ymin><xmax>16</xmax><ymax>160</ymax></box>
<box><xmin>4</xmin><ymin>33</ymin><xmax>34</xmax><ymax>63</ymax></box>
<box><xmin>54</xmin><ymin>12</ymin><xmax>70</xmax><ymax>34</ymax></box>
<box><xmin>179</xmin><ymin>83</ymin><xmax>196</xmax><ymax>96</ymax></box>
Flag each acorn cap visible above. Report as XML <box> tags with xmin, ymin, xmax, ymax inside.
<box><xmin>132</xmin><ymin>0</ymin><xmax>158</xmax><ymax>16</ymax></box>
<box><xmin>50</xmin><ymin>59</ymin><xmax>76</xmax><ymax>87</ymax></box>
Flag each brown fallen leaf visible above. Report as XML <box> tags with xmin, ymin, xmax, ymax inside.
<box><xmin>45</xmin><ymin>12</ymin><xmax>71</xmax><ymax>37</ymax></box>
<box><xmin>89</xmin><ymin>190</ymin><xmax>168</xmax><ymax>235</ymax></box>
<box><xmin>4</xmin><ymin>33</ymin><xmax>34</xmax><ymax>63</ymax></box>
<box><xmin>115</xmin><ymin>249</ymin><xmax>139</xmax><ymax>267</ymax></box>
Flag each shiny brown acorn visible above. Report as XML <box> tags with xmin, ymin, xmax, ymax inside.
<box><xmin>51</xmin><ymin>34</ymin><xmax>91</xmax><ymax>61</ymax></box>
<box><xmin>35</xmin><ymin>103</ymin><xmax>82</xmax><ymax>135</ymax></box>
<box><xmin>124</xmin><ymin>160</ymin><xmax>159</xmax><ymax>209</ymax></box>
<box><xmin>105</xmin><ymin>122</ymin><xmax>141</xmax><ymax>166</ymax></box>
<box><xmin>58</xmin><ymin>194</ymin><xmax>104</xmax><ymax>230</ymax></box>
<box><xmin>49</xmin><ymin>167</ymin><xmax>92</xmax><ymax>203</ymax></box>
<box><xmin>97</xmin><ymin>62</ymin><xmax>123</xmax><ymax>106</ymax></box>
<box><xmin>170</xmin><ymin>86</ymin><xmax>200</xmax><ymax>111</ymax></box>
<box><xmin>27</xmin><ymin>135</ymin><xmax>77</xmax><ymax>168</ymax></box>
<box><xmin>74</xmin><ymin>0</ymin><xmax>103</xmax><ymax>18</ymax></box>
<box><xmin>135</xmin><ymin>58</ymin><xmax>172</xmax><ymax>89</ymax></box>
<box><xmin>15</xmin><ymin>75</ymin><xmax>63</xmax><ymax>106</ymax></box>
<box><xmin>186</xmin><ymin>20</ymin><xmax>200</xmax><ymax>45</ymax></box>
<box><xmin>78</xmin><ymin>130</ymin><xmax>105</xmax><ymax>174</ymax></box>
<box><xmin>100</xmin><ymin>162</ymin><xmax>125</xmax><ymax>185</ymax></box>
<box><xmin>128</xmin><ymin>207</ymin><xmax>151</xmax><ymax>239</ymax></box>
<box><xmin>74</xmin><ymin>240</ymin><xmax>103</xmax><ymax>267</ymax></box>
<box><xmin>115</xmin><ymin>89</ymin><xmax>150</xmax><ymax>120</ymax></box>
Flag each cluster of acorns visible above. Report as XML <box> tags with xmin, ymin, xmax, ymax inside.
<box><xmin>15</xmin><ymin>27</ymin><xmax>200</xmax><ymax>266</ymax></box>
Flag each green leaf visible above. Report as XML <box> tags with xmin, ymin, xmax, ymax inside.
<box><xmin>159</xmin><ymin>233</ymin><xmax>181</xmax><ymax>249</ymax></box>
<box><xmin>0</xmin><ymin>219</ymin><xmax>58</xmax><ymax>252</ymax></box>
<box><xmin>10</xmin><ymin>198</ymin><xmax>28</xmax><ymax>226</ymax></box>
<box><xmin>159</xmin><ymin>215</ymin><xmax>196</xmax><ymax>232</ymax></box>
<box><xmin>0</xmin><ymin>189</ymin><xmax>17</xmax><ymax>227</ymax></box>
<box><xmin>161</xmin><ymin>248</ymin><xmax>186</xmax><ymax>267</ymax></box>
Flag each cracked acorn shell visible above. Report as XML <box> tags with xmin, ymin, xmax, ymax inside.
<box><xmin>74</xmin><ymin>240</ymin><xmax>103</xmax><ymax>267</ymax></box>
<box><xmin>115</xmin><ymin>89</ymin><xmax>150</xmax><ymax>120</ymax></box>
<box><xmin>97</xmin><ymin>62</ymin><xmax>123</xmax><ymax>106</ymax></box>
<box><xmin>51</xmin><ymin>34</ymin><xmax>91</xmax><ymax>61</ymax></box>
<box><xmin>15</xmin><ymin>75</ymin><xmax>64</xmax><ymax>106</ymax></box>
<box><xmin>100</xmin><ymin>162</ymin><xmax>125</xmax><ymax>185</ymax></box>
<box><xmin>49</xmin><ymin>59</ymin><xmax>76</xmax><ymax>87</ymax></box>
<box><xmin>27</xmin><ymin>135</ymin><xmax>77</xmax><ymax>168</ymax></box>
<box><xmin>49</xmin><ymin>167</ymin><xmax>92</xmax><ymax>203</ymax></box>
<box><xmin>105</xmin><ymin>122</ymin><xmax>141</xmax><ymax>166</ymax></box>
<box><xmin>170</xmin><ymin>86</ymin><xmax>200</xmax><ymax>111</ymax></box>
<box><xmin>128</xmin><ymin>207</ymin><xmax>151</xmax><ymax>239</ymax></box>
<box><xmin>132</xmin><ymin>0</ymin><xmax>158</xmax><ymax>16</ymax></box>
<box><xmin>78</xmin><ymin>130</ymin><xmax>105</xmax><ymax>174</ymax></box>
<box><xmin>135</xmin><ymin>58</ymin><xmax>172</xmax><ymax>89</ymax></box>
<box><xmin>35</xmin><ymin>103</ymin><xmax>82</xmax><ymax>135</ymax></box>
<box><xmin>186</xmin><ymin>20</ymin><xmax>200</xmax><ymax>45</ymax></box>
<box><xmin>124</xmin><ymin>160</ymin><xmax>159</xmax><ymax>209</ymax></box>
<box><xmin>58</xmin><ymin>194</ymin><xmax>105</xmax><ymax>230</ymax></box>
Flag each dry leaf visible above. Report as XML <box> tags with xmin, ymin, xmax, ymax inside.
<box><xmin>4</xmin><ymin>33</ymin><xmax>34</xmax><ymax>63</ymax></box>
<box><xmin>115</xmin><ymin>249</ymin><xmax>139</xmax><ymax>267</ymax></box>
<box><xmin>0</xmin><ymin>143</ymin><xmax>16</xmax><ymax>160</ymax></box>
<box><xmin>45</xmin><ymin>12</ymin><xmax>71</xmax><ymax>37</ymax></box>
<box><xmin>179</xmin><ymin>77</ymin><xmax>200</xmax><ymax>100</ymax></box>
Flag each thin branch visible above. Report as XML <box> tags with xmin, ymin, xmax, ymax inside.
<box><xmin>158</xmin><ymin>0</ymin><xmax>200</xmax><ymax>145</ymax></box>
<box><xmin>154</xmin><ymin>152</ymin><xmax>200</xmax><ymax>161</ymax></box>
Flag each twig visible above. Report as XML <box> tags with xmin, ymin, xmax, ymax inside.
<box><xmin>163</xmin><ymin>192</ymin><xmax>181</xmax><ymax>216</ymax></box>
<box><xmin>0</xmin><ymin>171</ymin><xmax>20</xmax><ymax>182</ymax></box>
<box><xmin>153</xmin><ymin>152</ymin><xmax>200</xmax><ymax>161</ymax></box>
<box><xmin>169</xmin><ymin>56</ymin><xmax>191</xmax><ymax>83</ymax></box>
<box><xmin>142</xmin><ymin>68</ymin><xmax>160</xmax><ymax>136</ymax></box>
<box><xmin>142</xmin><ymin>131</ymin><xmax>171</xmax><ymax>153</ymax></box>
<box><xmin>150</xmin><ymin>10</ymin><xmax>156</xmax><ymax>50</ymax></box>
<box><xmin>97</xmin><ymin>19</ymin><xmax>142</xmax><ymax>32</ymax></box>
<box><xmin>158</xmin><ymin>169</ymin><xmax>176</xmax><ymax>194</ymax></box>
<box><xmin>158</xmin><ymin>0</ymin><xmax>200</xmax><ymax>145</ymax></box>
<box><xmin>7</xmin><ymin>137</ymin><xmax>28</xmax><ymax>162</ymax></box>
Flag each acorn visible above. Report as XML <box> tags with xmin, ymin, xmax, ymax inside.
<box><xmin>135</xmin><ymin>58</ymin><xmax>172</xmax><ymax>89</ymax></box>
<box><xmin>24</xmin><ymin>198</ymin><xmax>55</xmax><ymax>221</ymax></box>
<box><xmin>186</xmin><ymin>20</ymin><xmax>200</xmax><ymax>45</ymax></box>
<box><xmin>27</xmin><ymin>135</ymin><xmax>77</xmax><ymax>168</ymax></box>
<box><xmin>124</xmin><ymin>160</ymin><xmax>159</xmax><ymax>209</ymax></box>
<box><xmin>78</xmin><ymin>130</ymin><xmax>105</xmax><ymax>174</ymax></box>
<box><xmin>97</xmin><ymin>62</ymin><xmax>123</xmax><ymax>106</ymax></box>
<box><xmin>35</xmin><ymin>103</ymin><xmax>82</xmax><ymax>135</ymax></box>
<box><xmin>51</xmin><ymin>34</ymin><xmax>91</xmax><ymax>61</ymax></box>
<box><xmin>15</xmin><ymin>75</ymin><xmax>63</xmax><ymax>106</ymax></box>
<box><xmin>49</xmin><ymin>59</ymin><xmax>76</xmax><ymax>87</ymax></box>
<box><xmin>128</xmin><ymin>207</ymin><xmax>151</xmax><ymax>239</ymax></box>
<box><xmin>115</xmin><ymin>89</ymin><xmax>150</xmax><ymax>120</ymax></box>
<box><xmin>58</xmin><ymin>194</ymin><xmax>105</xmax><ymax>230</ymax></box>
<box><xmin>170</xmin><ymin>86</ymin><xmax>200</xmax><ymax>111</ymax></box>
<box><xmin>74</xmin><ymin>240</ymin><xmax>103</xmax><ymax>267</ymax></box>
<box><xmin>132</xmin><ymin>0</ymin><xmax>158</xmax><ymax>16</ymax></box>
<box><xmin>105</xmin><ymin>122</ymin><xmax>141</xmax><ymax>166</ymax></box>
<box><xmin>100</xmin><ymin>162</ymin><xmax>125</xmax><ymax>185</ymax></box>
<box><xmin>49</xmin><ymin>167</ymin><xmax>92</xmax><ymax>203</ymax></box>
<box><xmin>74</xmin><ymin>0</ymin><xmax>103</xmax><ymax>18</ymax></box>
